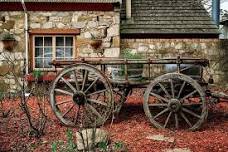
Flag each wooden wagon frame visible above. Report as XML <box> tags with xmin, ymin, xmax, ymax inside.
<box><xmin>49</xmin><ymin>56</ymin><xmax>228</xmax><ymax>131</ymax></box>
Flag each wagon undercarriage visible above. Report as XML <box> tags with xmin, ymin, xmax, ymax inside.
<box><xmin>49</xmin><ymin>57</ymin><xmax>228</xmax><ymax>131</ymax></box>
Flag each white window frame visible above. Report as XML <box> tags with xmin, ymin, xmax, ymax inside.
<box><xmin>32</xmin><ymin>35</ymin><xmax>76</xmax><ymax>71</ymax></box>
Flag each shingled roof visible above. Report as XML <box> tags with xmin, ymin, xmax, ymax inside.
<box><xmin>121</xmin><ymin>0</ymin><xmax>219</xmax><ymax>36</ymax></box>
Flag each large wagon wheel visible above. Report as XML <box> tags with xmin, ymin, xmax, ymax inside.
<box><xmin>144</xmin><ymin>73</ymin><xmax>208</xmax><ymax>131</ymax></box>
<box><xmin>50</xmin><ymin>63</ymin><xmax>113</xmax><ymax>127</ymax></box>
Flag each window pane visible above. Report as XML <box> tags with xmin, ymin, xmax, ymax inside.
<box><xmin>44</xmin><ymin>58</ymin><xmax>52</xmax><ymax>68</ymax></box>
<box><xmin>56</xmin><ymin>48</ymin><xmax>64</xmax><ymax>58</ymax></box>
<box><xmin>66</xmin><ymin>37</ymin><xmax>73</xmax><ymax>46</ymax></box>
<box><xmin>35</xmin><ymin>37</ymin><xmax>43</xmax><ymax>46</ymax></box>
<box><xmin>35</xmin><ymin>48</ymin><xmax>43</xmax><ymax>57</ymax></box>
<box><xmin>35</xmin><ymin>58</ymin><xmax>43</xmax><ymax>68</ymax></box>
<box><xmin>56</xmin><ymin>37</ymin><xmax>64</xmax><ymax>46</ymax></box>
<box><xmin>65</xmin><ymin>48</ymin><xmax>73</xmax><ymax>57</ymax></box>
<box><xmin>44</xmin><ymin>48</ymin><xmax>52</xmax><ymax>57</ymax></box>
<box><xmin>44</xmin><ymin>37</ymin><xmax>52</xmax><ymax>46</ymax></box>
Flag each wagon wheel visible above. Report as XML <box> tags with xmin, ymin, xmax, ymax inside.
<box><xmin>144</xmin><ymin>73</ymin><xmax>208</xmax><ymax>131</ymax></box>
<box><xmin>50</xmin><ymin>63</ymin><xmax>113</xmax><ymax>127</ymax></box>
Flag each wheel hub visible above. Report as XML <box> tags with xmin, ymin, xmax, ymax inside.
<box><xmin>73</xmin><ymin>91</ymin><xmax>87</xmax><ymax>105</ymax></box>
<box><xmin>168</xmin><ymin>99</ymin><xmax>181</xmax><ymax>112</ymax></box>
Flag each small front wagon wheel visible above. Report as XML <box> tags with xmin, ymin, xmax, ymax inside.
<box><xmin>50</xmin><ymin>63</ymin><xmax>113</xmax><ymax>127</ymax></box>
<box><xmin>144</xmin><ymin>73</ymin><xmax>208</xmax><ymax>131</ymax></box>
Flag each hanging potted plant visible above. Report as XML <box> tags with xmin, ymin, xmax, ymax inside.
<box><xmin>90</xmin><ymin>34</ymin><xmax>102</xmax><ymax>50</ymax></box>
<box><xmin>111</xmin><ymin>49</ymin><xmax>144</xmax><ymax>81</ymax></box>
<box><xmin>1</xmin><ymin>32</ymin><xmax>17</xmax><ymax>51</ymax></box>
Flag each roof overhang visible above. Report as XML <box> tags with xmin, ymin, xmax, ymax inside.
<box><xmin>0</xmin><ymin>0</ymin><xmax>121</xmax><ymax>11</ymax></box>
<box><xmin>121</xmin><ymin>33</ymin><xmax>219</xmax><ymax>39</ymax></box>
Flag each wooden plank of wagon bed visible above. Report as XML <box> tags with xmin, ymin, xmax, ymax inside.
<box><xmin>51</xmin><ymin>57</ymin><xmax>209</xmax><ymax>67</ymax></box>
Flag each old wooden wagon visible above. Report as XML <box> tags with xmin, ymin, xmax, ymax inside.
<box><xmin>49</xmin><ymin>56</ymin><xmax>228</xmax><ymax>131</ymax></box>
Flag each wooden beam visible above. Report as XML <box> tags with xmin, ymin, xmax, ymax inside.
<box><xmin>29</xmin><ymin>29</ymin><xmax>80</xmax><ymax>35</ymax></box>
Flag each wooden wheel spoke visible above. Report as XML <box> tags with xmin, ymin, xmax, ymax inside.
<box><xmin>61</xmin><ymin>77</ymin><xmax>77</xmax><ymax>93</ymax></box>
<box><xmin>177</xmin><ymin>81</ymin><xmax>186</xmax><ymax>99</ymax></box>
<box><xmin>170</xmin><ymin>79</ymin><xmax>175</xmax><ymax>98</ymax></box>
<box><xmin>182</xmin><ymin>107</ymin><xmax>201</xmax><ymax>119</ymax></box>
<box><xmin>180</xmin><ymin>112</ymin><xmax>192</xmax><ymax>127</ymax></box>
<box><xmin>62</xmin><ymin>104</ymin><xmax>74</xmax><ymax>117</ymax></box>
<box><xmin>158</xmin><ymin>82</ymin><xmax>171</xmax><ymax>99</ymax></box>
<box><xmin>81</xmin><ymin>70</ymin><xmax>88</xmax><ymax>91</ymax></box>
<box><xmin>84</xmin><ymin>78</ymin><xmax>99</xmax><ymax>94</ymax></box>
<box><xmin>56</xmin><ymin>99</ymin><xmax>72</xmax><ymax>106</ymax></box>
<box><xmin>180</xmin><ymin>90</ymin><xmax>198</xmax><ymax>102</ymax></box>
<box><xmin>72</xmin><ymin>70</ymin><xmax>80</xmax><ymax>91</ymax></box>
<box><xmin>164</xmin><ymin>112</ymin><xmax>172</xmax><ymax>128</ymax></box>
<box><xmin>86</xmin><ymin>104</ymin><xmax>103</xmax><ymax>120</ymax></box>
<box><xmin>175</xmin><ymin>113</ymin><xmax>179</xmax><ymax>129</ymax></box>
<box><xmin>73</xmin><ymin>106</ymin><xmax>80</xmax><ymax>124</ymax></box>
<box><xmin>87</xmin><ymin>99</ymin><xmax>108</xmax><ymax>106</ymax></box>
<box><xmin>55</xmin><ymin>89</ymin><xmax>73</xmax><ymax>96</ymax></box>
<box><xmin>153</xmin><ymin>108</ymin><xmax>169</xmax><ymax>119</ymax></box>
<box><xmin>150</xmin><ymin>92</ymin><xmax>169</xmax><ymax>103</ymax></box>
<box><xmin>148</xmin><ymin>103</ymin><xmax>167</xmax><ymax>107</ymax></box>
<box><xmin>87</xmin><ymin>89</ymin><xmax>108</xmax><ymax>96</ymax></box>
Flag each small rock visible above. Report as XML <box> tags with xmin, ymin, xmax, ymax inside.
<box><xmin>42</xmin><ymin>22</ymin><xmax>53</xmax><ymax>29</ymax></box>
<box><xmin>30</xmin><ymin>23</ymin><xmax>41</xmax><ymax>29</ymax></box>
<box><xmin>102</xmin><ymin>42</ymin><xmax>111</xmax><ymax>48</ymax></box>
<box><xmin>138</xmin><ymin>45</ymin><xmax>149</xmax><ymax>52</ymax></box>
<box><xmin>107</xmin><ymin>25</ymin><xmax>119</xmax><ymax>37</ymax></box>
<box><xmin>56</xmin><ymin>23</ymin><xmax>65</xmax><ymax>28</ymax></box>
<box><xmin>175</xmin><ymin>43</ymin><xmax>183</xmax><ymax>50</ymax></box>
<box><xmin>112</xmin><ymin>36</ymin><xmax>120</xmax><ymax>47</ymax></box>
<box><xmin>87</xmin><ymin>21</ymin><xmax>98</xmax><ymax>28</ymax></box>
<box><xmin>83</xmin><ymin>32</ymin><xmax>92</xmax><ymax>39</ymax></box>
<box><xmin>104</xmin><ymin>48</ymin><xmax>120</xmax><ymax>57</ymax></box>
<box><xmin>149</xmin><ymin>44</ymin><xmax>156</xmax><ymax>50</ymax></box>
<box><xmin>146</xmin><ymin>134</ymin><xmax>174</xmax><ymax>143</ymax></box>
<box><xmin>72</xmin><ymin>22</ymin><xmax>86</xmax><ymax>28</ymax></box>
<box><xmin>76</xmin><ymin>128</ymin><xmax>109</xmax><ymax>151</ymax></box>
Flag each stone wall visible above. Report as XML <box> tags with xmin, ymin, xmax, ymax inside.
<box><xmin>28</xmin><ymin>11</ymin><xmax>120</xmax><ymax>57</ymax></box>
<box><xmin>121</xmin><ymin>39</ymin><xmax>228</xmax><ymax>86</ymax></box>
<box><xmin>0</xmin><ymin>10</ymin><xmax>120</xmax><ymax>92</ymax></box>
<box><xmin>0</xmin><ymin>10</ymin><xmax>120</xmax><ymax>56</ymax></box>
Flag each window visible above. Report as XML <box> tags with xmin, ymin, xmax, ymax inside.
<box><xmin>33</xmin><ymin>36</ymin><xmax>75</xmax><ymax>69</ymax></box>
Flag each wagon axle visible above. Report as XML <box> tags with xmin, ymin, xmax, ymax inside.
<box><xmin>168</xmin><ymin>99</ymin><xmax>181</xmax><ymax>112</ymax></box>
<box><xmin>73</xmin><ymin>91</ymin><xmax>87</xmax><ymax>106</ymax></box>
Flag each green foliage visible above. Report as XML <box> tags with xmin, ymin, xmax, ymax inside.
<box><xmin>66</xmin><ymin>129</ymin><xmax>77</xmax><ymax>151</ymax></box>
<box><xmin>121</xmin><ymin>49</ymin><xmax>143</xmax><ymax>59</ymax></box>
<box><xmin>51</xmin><ymin>129</ymin><xmax>77</xmax><ymax>152</ymax></box>
<box><xmin>32</xmin><ymin>70</ymin><xmax>42</xmax><ymax>79</ymax></box>
<box><xmin>113</xmin><ymin>141</ymin><xmax>124</xmax><ymax>150</ymax></box>
<box><xmin>97</xmin><ymin>141</ymin><xmax>109</xmax><ymax>151</ymax></box>
<box><xmin>51</xmin><ymin>142</ymin><xmax>57</xmax><ymax>152</ymax></box>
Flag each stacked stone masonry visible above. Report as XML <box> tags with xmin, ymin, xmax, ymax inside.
<box><xmin>121</xmin><ymin>39</ymin><xmax>228</xmax><ymax>85</ymax></box>
<box><xmin>0</xmin><ymin>11</ymin><xmax>120</xmax><ymax>92</ymax></box>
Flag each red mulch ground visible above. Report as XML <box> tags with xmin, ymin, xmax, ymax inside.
<box><xmin>0</xmin><ymin>89</ymin><xmax>228</xmax><ymax>152</ymax></box>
